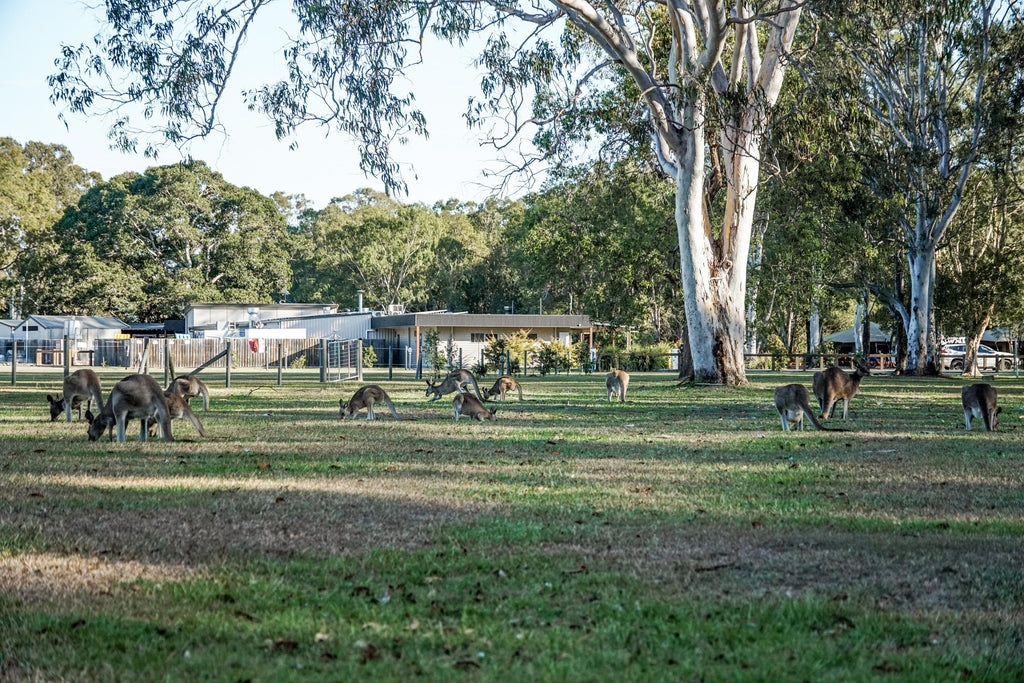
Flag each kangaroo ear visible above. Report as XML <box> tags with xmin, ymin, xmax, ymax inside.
<box><xmin>85</xmin><ymin>410</ymin><xmax>94</xmax><ymax>421</ymax></box>
<box><xmin>46</xmin><ymin>394</ymin><xmax>55</xmax><ymax>403</ymax></box>
<box><xmin>997</xmin><ymin>406</ymin><xmax>1003</xmax><ymax>414</ymax></box>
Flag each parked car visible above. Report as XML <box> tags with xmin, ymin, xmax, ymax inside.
<box><xmin>939</xmin><ymin>343</ymin><xmax>1017</xmax><ymax>371</ymax></box>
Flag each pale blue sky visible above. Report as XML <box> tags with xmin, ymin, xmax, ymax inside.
<box><xmin>0</xmin><ymin>1</ymin><xmax>533</xmax><ymax>207</ymax></box>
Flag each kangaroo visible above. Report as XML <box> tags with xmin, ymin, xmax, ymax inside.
<box><xmin>483</xmin><ymin>375</ymin><xmax>523</xmax><ymax>402</ymax></box>
<box><xmin>606</xmin><ymin>370</ymin><xmax>629</xmax><ymax>402</ymax></box>
<box><xmin>47</xmin><ymin>368</ymin><xmax>104</xmax><ymax>422</ymax></box>
<box><xmin>774</xmin><ymin>384</ymin><xmax>846</xmax><ymax>432</ymax></box>
<box><xmin>962</xmin><ymin>383</ymin><xmax>1001</xmax><ymax>431</ymax></box>
<box><xmin>86</xmin><ymin>374</ymin><xmax>173</xmax><ymax>443</ymax></box>
<box><xmin>340</xmin><ymin>384</ymin><xmax>404</xmax><ymax>420</ymax></box>
<box><xmin>452</xmin><ymin>392</ymin><xmax>497</xmax><ymax>422</ymax></box>
<box><xmin>167</xmin><ymin>374</ymin><xmax>210</xmax><ymax>412</ymax></box>
<box><xmin>425</xmin><ymin>369</ymin><xmax>484</xmax><ymax>402</ymax></box>
<box><xmin>144</xmin><ymin>392</ymin><xmax>207</xmax><ymax>438</ymax></box>
<box><xmin>813</xmin><ymin>361</ymin><xmax>869</xmax><ymax>420</ymax></box>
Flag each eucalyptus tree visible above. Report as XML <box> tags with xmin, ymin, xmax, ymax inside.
<box><xmin>820</xmin><ymin>0</ymin><xmax>1017</xmax><ymax>374</ymax></box>
<box><xmin>50</xmin><ymin>0</ymin><xmax>806</xmax><ymax>384</ymax></box>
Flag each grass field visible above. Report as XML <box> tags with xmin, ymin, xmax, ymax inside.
<box><xmin>1</xmin><ymin>367</ymin><xmax>1022</xmax><ymax>680</ymax></box>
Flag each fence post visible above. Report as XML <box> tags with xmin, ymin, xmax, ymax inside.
<box><xmin>357</xmin><ymin>339</ymin><xmax>364</xmax><ymax>381</ymax></box>
<box><xmin>10</xmin><ymin>340</ymin><xmax>17</xmax><ymax>386</ymax></box>
<box><xmin>523</xmin><ymin>350</ymin><xmax>528</xmax><ymax>376</ymax></box>
<box><xmin>63</xmin><ymin>334</ymin><xmax>71</xmax><ymax>378</ymax></box>
<box><xmin>225</xmin><ymin>340</ymin><xmax>232</xmax><ymax>388</ymax></box>
<box><xmin>320</xmin><ymin>338</ymin><xmax>328</xmax><ymax>383</ymax></box>
<box><xmin>388</xmin><ymin>345</ymin><xmax>393</xmax><ymax>381</ymax></box>
<box><xmin>163</xmin><ymin>338</ymin><xmax>170</xmax><ymax>386</ymax></box>
<box><xmin>459</xmin><ymin>348</ymin><xmax>463</xmax><ymax>370</ymax></box>
<box><xmin>276</xmin><ymin>342</ymin><xmax>283</xmax><ymax>386</ymax></box>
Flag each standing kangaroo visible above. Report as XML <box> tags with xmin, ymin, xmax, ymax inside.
<box><xmin>47</xmin><ymin>368</ymin><xmax>103</xmax><ymax>422</ymax></box>
<box><xmin>962</xmin><ymin>383</ymin><xmax>1001</xmax><ymax>431</ymax></box>
<box><xmin>452</xmin><ymin>392</ymin><xmax>497</xmax><ymax>421</ymax></box>
<box><xmin>167</xmin><ymin>374</ymin><xmax>210</xmax><ymax>412</ymax></box>
<box><xmin>86</xmin><ymin>374</ymin><xmax>173</xmax><ymax>443</ymax></box>
<box><xmin>340</xmin><ymin>385</ymin><xmax>404</xmax><ymax>420</ymax></box>
<box><xmin>483</xmin><ymin>375</ymin><xmax>523</xmax><ymax>401</ymax></box>
<box><xmin>606</xmin><ymin>370</ymin><xmax>629</xmax><ymax>402</ymax></box>
<box><xmin>425</xmin><ymin>369</ymin><xmax>484</xmax><ymax>402</ymax></box>
<box><xmin>774</xmin><ymin>384</ymin><xmax>846</xmax><ymax>432</ymax></box>
<box><xmin>813</xmin><ymin>362</ymin><xmax>869</xmax><ymax>420</ymax></box>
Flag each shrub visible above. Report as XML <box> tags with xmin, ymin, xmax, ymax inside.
<box><xmin>537</xmin><ymin>340</ymin><xmax>573</xmax><ymax>375</ymax></box>
<box><xmin>484</xmin><ymin>330</ymin><xmax>538</xmax><ymax>375</ymax></box>
<box><xmin>623</xmin><ymin>342</ymin><xmax>674</xmax><ymax>371</ymax></box>
<box><xmin>362</xmin><ymin>345</ymin><xmax>378</xmax><ymax>369</ymax></box>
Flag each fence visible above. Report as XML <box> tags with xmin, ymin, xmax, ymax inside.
<box><xmin>325</xmin><ymin>339</ymin><xmax>361</xmax><ymax>382</ymax></box>
<box><xmin>4</xmin><ymin>336</ymin><xmax>364</xmax><ymax>386</ymax></box>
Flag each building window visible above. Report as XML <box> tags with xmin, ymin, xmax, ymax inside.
<box><xmin>471</xmin><ymin>333</ymin><xmax>488</xmax><ymax>343</ymax></box>
<box><xmin>26</xmin><ymin>326</ymin><xmax>38</xmax><ymax>331</ymax></box>
<box><xmin>527</xmin><ymin>333</ymin><xmax>538</xmax><ymax>340</ymax></box>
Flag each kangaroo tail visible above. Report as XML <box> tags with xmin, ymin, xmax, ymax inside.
<box><xmin>384</xmin><ymin>395</ymin><xmax>404</xmax><ymax>420</ymax></box>
<box><xmin>199</xmin><ymin>382</ymin><xmax>210</xmax><ymax>412</ymax></box>
<box><xmin>186</xmin><ymin>406</ymin><xmax>207</xmax><ymax>437</ymax></box>
<box><xmin>516</xmin><ymin>383</ymin><xmax>523</xmax><ymax>401</ymax></box>
<box><xmin>468</xmin><ymin>373</ymin><xmax>484</xmax><ymax>401</ymax></box>
<box><xmin>803</xmin><ymin>397</ymin><xmax>848</xmax><ymax>432</ymax></box>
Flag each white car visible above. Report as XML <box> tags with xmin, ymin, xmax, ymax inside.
<box><xmin>939</xmin><ymin>343</ymin><xmax>1017</xmax><ymax>372</ymax></box>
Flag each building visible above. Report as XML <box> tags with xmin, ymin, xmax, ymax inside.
<box><xmin>184</xmin><ymin>303</ymin><xmax>340</xmax><ymax>336</ymax></box>
<box><xmin>368</xmin><ymin>311</ymin><xmax>593</xmax><ymax>368</ymax></box>
<box><xmin>7</xmin><ymin>315</ymin><xmax>126</xmax><ymax>365</ymax></box>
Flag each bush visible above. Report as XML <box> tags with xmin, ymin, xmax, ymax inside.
<box><xmin>471</xmin><ymin>361</ymin><xmax>488</xmax><ymax>377</ymax></box>
<box><xmin>537</xmin><ymin>340</ymin><xmax>573</xmax><ymax>375</ymax></box>
<box><xmin>362</xmin><ymin>345</ymin><xmax>378</xmax><ymax>369</ymax></box>
<box><xmin>623</xmin><ymin>342</ymin><xmax>674</xmax><ymax>371</ymax></box>
<box><xmin>483</xmin><ymin>330</ymin><xmax>538</xmax><ymax>375</ymax></box>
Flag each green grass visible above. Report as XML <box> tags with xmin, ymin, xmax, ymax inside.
<box><xmin>1</xmin><ymin>367</ymin><xmax>1023</xmax><ymax>680</ymax></box>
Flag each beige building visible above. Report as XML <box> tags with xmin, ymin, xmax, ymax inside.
<box><xmin>369</xmin><ymin>312</ymin><xmax>593</xmax><ymax>368</ymax></box>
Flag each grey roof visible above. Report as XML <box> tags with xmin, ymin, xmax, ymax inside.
<box><xmin>20</xmin><ymin>315</ymin><xmax>127</xmax><ymax>330</ymax></box>
<box><xmin>371</xmin><ymin>312</ymin><xmax>591</xmax><ymax>330</ymax></box>
<box><xmin>823</xmin><ymin>322</ymin><xmax>891</xmax><ymax>344</ymax></box>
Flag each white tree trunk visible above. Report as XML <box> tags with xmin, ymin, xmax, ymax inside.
<box><xmin>905</xmin><ymin>245</ymin><xmax>936</xmax><ymax>373</ymax></box>
<box><xmin>676</xmin><ymin>105</ymin><xmax>761</xmax><ymax>384</ymax></box>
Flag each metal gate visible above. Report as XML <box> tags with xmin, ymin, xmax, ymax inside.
<box><xmin>325</xmin><ymin>339</ymin><xmax>360</xmax><ymax>382</ymax></box>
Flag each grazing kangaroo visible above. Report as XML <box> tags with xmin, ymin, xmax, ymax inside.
<box><xmin>86</xmin><ymin>374</ymin><xmax>173</xmax><ymax>443</ymax></box>
<box><xmin>167</xmin><ymin>374</ymin><xmax>210</xmax><ymax>412</ymax></box>
<box><xmin>452</xmin><ymin>393</ymin><xmax>497</xmax><ymax>422</ymax></box>
<box><xmin>145</xmin><ymin>392</ymin><xmax>207</xmax><ymax>438</ymax></box>
<box><xmin>340</xmin><ymin>385</ymin><xmax>404</xmax><ymax>420</ymax></box>
<box><xmin>47</xmin><ymin>368</ymin><xmax>104</xmax><ymax>422</ymax></box>
<box><xmin>962</xmin><ymin>383</ymin><xmax>1001</xmax><ymax>431</ymax></box>
<box><xmin>774</xmin><ymin>384</ymin><xmax>845</xmax><ymax>432</ymax></box>
<box><xmin>813</xmin><ymin>362</ymin><xmax>870</xmax><ymax>420</ymax></box>
<box><xmin>606</xmin><ymin>370</ymin><xmax>629</xmax><ymax>402</ymax></box>
<box><xmin>425</xmin><ymin>369</ymin><xmax>484</xmax><ymax>402</ymax></box>
<box><xmin>483</xmin><ymin>375</ymin><xmax>523</xmax><ymax>402</ymax></box>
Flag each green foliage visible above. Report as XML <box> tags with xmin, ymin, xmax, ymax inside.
<box><xmin>512</xmin><ymin>160</ymin><xmax>680</xmax><ymax>339</ymax></box>
<box><xmin>289</xmin><ymin>353</ymin><xmax>307</xmax><ymax>369</ymax></box>
<box><xmin>483</xmin><ymin>330</ymin><xmax>537</xmax><ymax>375</ymax></box>
<box><xmin>537</xmin><ymin>340</ymin><xmax>572</xmax><ymax>375</ymax></box>
<box><xmin>362</xmin><ymin>344</ymin><xmax>378</xmax><ymax>369</ymax></box>
<box><xmin>421</xmin><ymin>328</ymin><xmax>444</xmax><ymax>377</ymax></box>
<box><xmin>623</xmin><ymin>342</ymin><xmax>674</xmax><ymax>372</ymax></box>
<box><xmin>22</xmin><ymin>161</ymin><xmax>292</xmax><ymax>320</ymax></box>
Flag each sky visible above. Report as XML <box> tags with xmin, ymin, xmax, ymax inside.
<box><xmin>0</xmin><ymin>1</ymin><xmax>538</xmax><ymax>208</ymax></box>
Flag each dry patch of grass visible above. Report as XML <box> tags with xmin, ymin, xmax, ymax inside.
<box><xmin>0</xmin><ymin>553</ymin><xmax>199</xmax><ymax>606</ymax></box>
